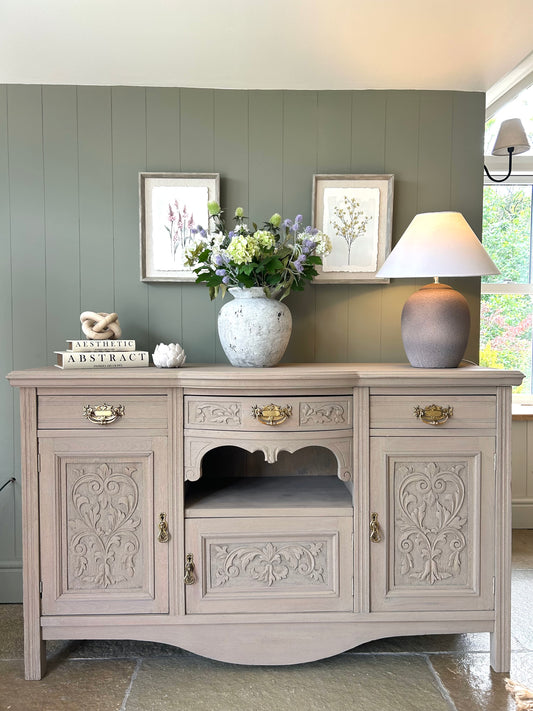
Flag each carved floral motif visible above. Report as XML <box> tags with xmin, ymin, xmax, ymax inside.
<box><xmin>190</xmin><ymin>402</ymin><xmax>241</xmax><ymax>425</ymax></box>
<box><xmin>395</xmin><ymin>461</ymin><xmax>467</xmax><ymax>585</ymax></box>
<box><xmin>68</xmin><ymin>462</ymin><xmax>141</xmax><ymax>588</ymax></box>
<box><xmin>300</xmin><ymin>403</ymin><xmax>346</xmax><ymax>425</ymax></box>
<box><xmin>212</xmin><ymin>541</ymin><xmax>325</xmax><ymax>587</ymax></box>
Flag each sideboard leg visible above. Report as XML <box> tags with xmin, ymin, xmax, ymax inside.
<box><xmin>491</xmin><ymin>386</ymin><xmax>512</xmax><ymax>674</ymax></box>
<box><xmin>20</xmin><ymin>387</ymin><xmax>45</xmax><ymax>680</ymax></box>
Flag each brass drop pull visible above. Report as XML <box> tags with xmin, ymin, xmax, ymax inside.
<box><xmin>184</xmin><ymin>553</ymin><xmax>196</xmax><ymax>585</ymax></box>
<box><xmin>252</xmin><ymin>403</ymin><xmax>292</xmax><ymax>426</ymax></box>
<box><xmin>370</xmin><ymin>513</ymin><xmax>382</xmax><ymax>543</ymax></box>
<box><xmin>83</xmin><ymin>403</ymin><xmax>125</xmax><ymax>425</ymax></box>
<box><xmin>157</xmin><ymin>513</ymin><xmax>169</xmax><ymax>543</ymax></box>
<box><xmin>414</xmin><ymin>404</ymin><xmax>453</xmax><ymax>426</ymax></box>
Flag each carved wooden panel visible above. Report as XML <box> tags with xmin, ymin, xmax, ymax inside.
<box><xmin>66</xmin><ymin>460</ymin><xmax>145</xmax><ymax>591</ymax></box>
<box><xmin>370</xmin><ymin>436</ymin><xmax>495</xmax><ymax>612</ymax></box>
<box><xmin>39</xmin><ymin>436</ymin><xmax>169</xmax><ymax>615</ymax></box>
<box><xmin>393</xmin><ymin>460</ymin><xmax>469</xmax><ymax>588</ymax></box>
<box><xmin>185</xmin><ymin>516</ymin><xmax>353</xmax><ymax>614</ymax></box>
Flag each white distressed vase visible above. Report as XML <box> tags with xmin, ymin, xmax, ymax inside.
<box><xmin>217</xmin><ymin>287</ymin><xmax>292</xmax><ymax>367</ymax></box>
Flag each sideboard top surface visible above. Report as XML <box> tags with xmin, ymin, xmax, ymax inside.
<box><xmin>6</xmin><ymin>363</ymin><xmax>524</xmax><ymax>390</ymax></box>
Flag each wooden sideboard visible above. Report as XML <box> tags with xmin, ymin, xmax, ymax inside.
<box><xmin>7</xmin><ymin>363</ymin><xmax>523</xmax><ymax>680</ymax></box>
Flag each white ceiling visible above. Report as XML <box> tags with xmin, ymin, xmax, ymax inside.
<box><xmin>2</xmin><ymin>0</ymin><xmax>533</xmax><ymax>92</ymax></box>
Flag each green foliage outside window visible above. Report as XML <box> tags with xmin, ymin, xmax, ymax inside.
<box><xmin>480</xmin><ymin>184</ymin><xmax>533</xmax><ymax>393</ymax></box>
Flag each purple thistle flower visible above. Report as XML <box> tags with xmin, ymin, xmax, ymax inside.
<box><xmin>302</xmin><ymin>238</ymin><xmax>316</xmax><ymax>255</ymax></box>
<box><xmin>213</xmin><ymin>254</ymin><xmax>225</xmax><ymax>266</ymax></box>
<box><xmin>293</xmin><ymin>255</ymin><xmax>306</xmax><ymax>273</ymax></box>
<box><xmin>215</xmin><ymin>269</ymin><xmax>226</xmax><ymax>277</ymax></box>
<box><xmin>282</xmin><ymin>218</ymin><xmax>293</xmax><ymax>229</ymax></box>
<box><xmin>222</xmin><ymin>275</ymin><xmax>230</xmax><ymax>284</ymax></box>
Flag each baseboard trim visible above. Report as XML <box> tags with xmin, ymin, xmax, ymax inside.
<box><xmin>512</xmin><ymin>500</ymin><xmax>533</xmax><ymax>528</ymax></box>
<box><xmin>0</xmin><ymin>567</ymin><xmax>22</xmax><ymax>602</ymax></box>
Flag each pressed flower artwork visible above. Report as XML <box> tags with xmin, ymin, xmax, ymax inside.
<box><xmin>312</xmin><ymin>174</ymin><xmax>394</xmax><ymax>283</ymax></box>
<box><xmin>140</xmin><ymin>173</ymin><xmax>219</xmax><ymax>282</ymax></box>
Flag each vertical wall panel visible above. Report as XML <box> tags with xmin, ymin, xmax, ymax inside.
<box><xmin>8</xmin><ymin>86</ymin><xmax>47</xmax><ymax>368</ymax></box>
<box><xmin>145</xmin><ymin>88</ymin><xmax>183</xmax><ymax>353</ymax></box>
<box><xmin>283</xmin><ymin>92</ymin><xmax>319</xmax><ymax>362</ymax></box>
<box><xmin>180</xmin><ymin>89</ymin><xmax>217</xmax><ymax>362</ymax></box>
<box><xmin>345</xmin><ymin>92</ymin><xmax>389</xmax><ymax>362</ymax></box>
<box><xmin>112</xmin><ymin>87</ymin><xmax>149</xmax><ymax>346</ymax></box>
<box><xmin>42</xmin><ymin>86</ymin><xmax>80</xmax><ymax>361</ymax></box>
<box><xmin>0</xmin><ymin>85</ymin><xmax>18</xmax><ymax>598</ymax></box>
<box><xmin>351</xmin><ymin>91</ymin><xmax>387</xmax><ymax>174</ymax></box>
<box><xmin>212</xmin><ymin>90</ymin><xmax>250</xmax><ymax>362</ymax></box>
<box><xmin>380</xmin><ymin>91</ymin><xmax>422</xmax><ymax>362</ymax></box>
<box><xmin>77</xmin><ymin>87</ymin><xmax>114</xmax><ymax>314</ymax></box>
<box><xmin>317</xmin><ymin>92</ymin><xmax>352</xmax><ymax>175</ymax></box>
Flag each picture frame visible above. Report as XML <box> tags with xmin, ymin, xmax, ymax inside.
<box><xmin>140</xmin><ymin>172</ymin><xmax>220</xmax><ymax>282</ymax></box>
<box><xmin>312</xmin><ymin>174</ymin><xmax>394</xmax><ymax>283</ymax></box>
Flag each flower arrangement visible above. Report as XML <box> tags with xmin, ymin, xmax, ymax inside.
<box><xmin>185</xmin><ymin>202</ymin><xmax>331</xmax><ymax>300</ymax></box>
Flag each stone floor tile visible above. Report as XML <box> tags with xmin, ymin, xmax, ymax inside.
<box><xmin>511</xmin><ymin>570</ymin><xmax>533</xmax><ymax>650</ymax></box>
<box><xmin>0</xmin><ymin>605</ymin><xmax>67</xmax><ymax>661</ymax></box>
<box><xmin>512</xmin><ymin>529</ymin><xmax>533</xmax><ymax>569</ymax></box>
<box><xmin>430</xmin><ymin>652</ymin><xmax>533</xmax><ymax>711</ymax></box>
<box><xmin>0</xmin><ymin>658</ymin><xmax>136</xmax><ymax>711</ymax></box>
<box><xmin>125</xmin><ymin>653</ymin><xmax>451</xmax><ymax>711</ymax></box>
<box><xmin>64</xmin><ymin>638</ymin><xmax>184</xmax><ymax>659</ymax></box>
<box><xmin>352</xmin><ymin>632</ymin><xmax>490</xmax><ymax>654</ymax></box>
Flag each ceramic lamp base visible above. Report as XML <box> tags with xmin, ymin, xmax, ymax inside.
<box><xmin>401</xmin><ymin>282</ymin><xmax>470</xmax><ymax>368</ymax></box>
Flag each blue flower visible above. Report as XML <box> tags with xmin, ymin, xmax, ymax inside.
<box><xmin>213</xmin><ymin>254</ymin><xmax>225</xmax><ymax>266</ymax></box>
<box><xmin>215</xmin><ymin>268</ymin><xmax>226</xmax><ymax>277</ymax></box>
<box><xmin>222</xmin><ymin>275</ymin><xmax>230</xmax><ymax>284</ymax></box>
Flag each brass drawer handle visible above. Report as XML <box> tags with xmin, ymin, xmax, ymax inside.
<box><xmin>157</xmin><ymin>513</ymin><xmax>169</xmax><ymax>543</ymax></box>
<box><xmin>370</xmin><ymin>513</ymin><xmax>382</xmax><ymax>543</ymax></box>
<box><xmin>83</xmin><ymin>403</ymin><xmax>125</xmax><ymax>425</ymax></box>
<box><xmin>252</xmin><ymin>403</ymin><xmax>292</xmax><ymax>426</ymax></box>
<box><xmin>414</xmin><ymin>404</ymin><xmax>453</xmax><ymax>426</ymax></box>
<box><xmin>184</xmin><ymin>553</ymin><xmax>196</xmax><ymax>585</ymax></box>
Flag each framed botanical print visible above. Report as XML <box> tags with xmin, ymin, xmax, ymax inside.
<box><xmin>312</xmin><ymin>174</ymin><xmax>394</xmax><ymax>283</ymax></box>
<box><xmin>140</xmin><ymin>172</ymin><xmax>220</xmax><ymax>282</ymax></box>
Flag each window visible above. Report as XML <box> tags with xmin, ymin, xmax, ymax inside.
<box><xmin>480</xmin><ymin>83</ymin><xmax>533</xmax><ymax>397</ymax></box>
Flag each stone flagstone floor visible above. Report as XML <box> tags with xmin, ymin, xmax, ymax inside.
<box><xmin>1</xmin><ymin>530</ymin><xmax>533</xmax><ymax>711</ymax></box>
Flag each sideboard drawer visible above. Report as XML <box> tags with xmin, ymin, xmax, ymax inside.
<box><xmin>185</xmin><ymin>395</ymin><xmax>352</xmax><ymax>432</ymax></box>
<box><xmin>370</xmin><ymin>394</ymin><xmax>496</xmax><ymax>430</ymax></box>
<box><xmin>185</xmin><ymin>515</ymin><xmax>353</xmax><ymax>614</ymax></box>
<box><xmin>38</xmin><ymin>394</ymin><xmax>168</xmax><ymax>430</ymax></box>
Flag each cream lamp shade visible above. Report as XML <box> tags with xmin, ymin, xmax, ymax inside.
<box><xmin>376</xmin><ymin>212</ymin><xmax>499</xmax><ymax>279</ymax></box>
<box><xmin>491</xmin><ymin>118</ymin><xmax>530</xmax><ymax>156</ymax></box>
<box><xmin>376</xmin><ymin>211</ymin><xmax>499</xmax><ymax>368</ymax></box>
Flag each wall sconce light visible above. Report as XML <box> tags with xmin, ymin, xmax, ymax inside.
<box><xmin>484</xmin><ymin>118</ymin><xmax>530</xmax><ymax>182</ymax></box>
<box><xmin>376</xmin><ymin>212</ymin><xmax>499</xmax><ymax>368</ymax></box>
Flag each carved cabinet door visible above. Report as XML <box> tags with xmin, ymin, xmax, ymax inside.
<box><xmin>369</xmin><ymin>436</ymin><xmax>495</xmax><ymax>612</ymax></box>
<box><xmin>39</xmin><ymin>435</ymin><xmax>169</xmax><ymax>615</ymax></box>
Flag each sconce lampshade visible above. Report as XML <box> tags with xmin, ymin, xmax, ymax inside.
<box><xmin>491</xmin><ymin>118</ymin><xmax>530</xmax><ymax>156</ymax></box>
<box><xmin>376</xmin><ymin>212</ymin><xmax>499</xmax><ymax>368</ymax></box>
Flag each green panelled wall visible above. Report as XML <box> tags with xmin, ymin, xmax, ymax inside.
<box><xmin>0</xmin><ymin>86</ymin><xmax>485</xmax><ymax>600</ymax></box>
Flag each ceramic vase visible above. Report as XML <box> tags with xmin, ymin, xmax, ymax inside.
<box><xmin>217</xmin><ymin>287</ymin><xmax>292</xmax><ymax>367</ymax></box>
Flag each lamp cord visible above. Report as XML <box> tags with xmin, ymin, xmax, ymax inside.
<box><xmin>0</xmin><ymin>477</ymin><xmax>16</xmax><ymax>494</ymax></box>
<box><xmin>484</xmin><ymin>147</ymin><xmax>514</xmax><ymax>183</ymax></box>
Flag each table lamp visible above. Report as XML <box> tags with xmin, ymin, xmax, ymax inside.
<box><xmin>376</xmin><ymin>211</ymin><xmax>499</xmax><ymax>368</ymax></box>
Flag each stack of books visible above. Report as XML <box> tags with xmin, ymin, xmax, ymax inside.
<box><xmin>55</xmin><ymin>339</ymin><xmax>149</xmax><ymax>369</ymax></box>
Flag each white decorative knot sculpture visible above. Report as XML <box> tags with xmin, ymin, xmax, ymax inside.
<box><xmin>80</xmin><ymin>311</ymin><xmax>122</xmax><ymax>340</ymax></box>
<box><xmin>152</xmin><ymin>343</ymin><xmax>187</xmax><ymax>368</ymax></box>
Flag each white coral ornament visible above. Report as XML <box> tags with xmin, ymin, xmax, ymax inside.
<box><xmin>152</xmin><ymin>343</ymin><xmax>187</xmax><ymax>368</ymax></box>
